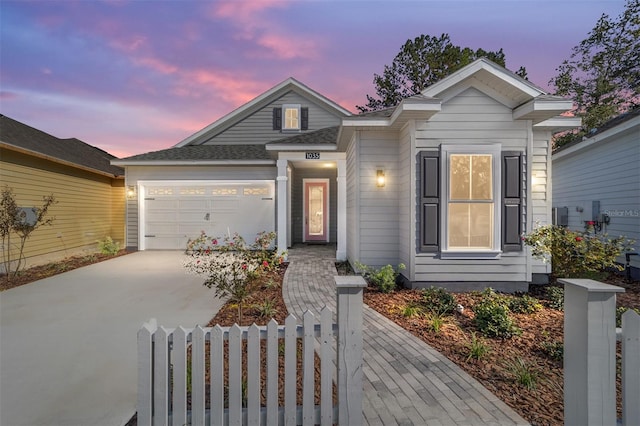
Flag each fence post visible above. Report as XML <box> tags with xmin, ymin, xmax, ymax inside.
<box><xmin>561</xmin><ymin>278</ymin><xmax>625</xmax><ymax>426</ymax></box>
<box><xmin>335</xmin><ymin>275</ymin><xmax>367</xmax><ymax>426</ymax></box>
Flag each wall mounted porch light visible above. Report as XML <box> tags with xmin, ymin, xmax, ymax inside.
<box><xmin>376</xmin><ymin>169</ymin><xmax>386</xmax><ymax>188</ymax></box>
<box><xmin>126</xmin><ymin>185</ymin><xmax>136</xmax><ymax>200</ymax></box>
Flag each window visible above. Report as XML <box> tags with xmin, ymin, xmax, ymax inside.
<box><xmin>272</xmin><ymin>106</ymin><xmax>309</xmax><ymax>131</ymax></box>
<box><xmin>419</xmin><ymin>145</ymin><xmax>523</xmax><ymax>257</ymax></box>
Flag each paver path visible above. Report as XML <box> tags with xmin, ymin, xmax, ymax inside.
<box><xmin>283</xmin><ymin>244</ymin><xmax>529</xmax><ymax>426</ymax></box>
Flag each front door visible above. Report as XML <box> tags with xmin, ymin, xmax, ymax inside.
<box><xmin>304</xmin><ymin>180</ymin><xmax>328</xmax><ymax>242</ymax></box>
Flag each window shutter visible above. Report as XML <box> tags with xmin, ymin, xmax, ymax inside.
<box><xmin>502</xmin><ymin>151</ymin><xmax>523</xmax><ymax>252</ymax></box>
<box><xmin>420</xmin><ymin>151</ymin><xmax>440</xmax><ymax>252</ymax></box>
<box><xmin>272</xmin><ymin>107</ymin><xmax>282</xmax><ymax>130</ymax></box>
<box><xmin>301</xmin><ymin>107</ymin><xmax>309</xmax><ymax>130</ymax></box>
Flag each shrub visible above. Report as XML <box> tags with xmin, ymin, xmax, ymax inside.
<box><xmin>425</xmin><ymin>312</ymin><xmax>445</xmax><ymax>333</ymax></box>
<box><xmin>355</xmin><ymin>262</ymin><xmax>405</xmax><ymax>293</ymax></box>
<box><xmin>401</xmin><ymin>303</ymin><xmax>421</xmax><ymax>318</ymax></box>
<box><xmin>473</xmin><ymin>288</ymin><xmax>521</xmax><ymax>338</ymax></box>
<box><xmin>421</xmin><ymin>286</ymin><xmax>456</xmax><ymax>315</ymax></box>
<box><xmin>545</xmin><ymin>286</ymin><xmax>564</xmax><ymax>310</ymax></box>
<box><xmin>540</xmin><ymin>340</ymin><xmax>563</xmax><ymax>361</ymax></box>
<box><xmin>97</xmin><ymin>236</ymin><xmax>120</xmax><ymax>255</ymax></box>
<box><xmin>254</xmin><ymin>299</ymin><xmax>278</xmax><ymax>318</ymax></box>
<box><xmin>508</xmin><ymin>294</ymin><xmax>543</xmax><ymax>314</ymax></box>
<box><xmin>522</xmin><ymin>224</ymin><xmax>635</xmax><ymax>278</ymax></box>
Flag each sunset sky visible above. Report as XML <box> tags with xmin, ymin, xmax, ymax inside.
<box><xmin>1</xmin><ymin>0</ymin><xmax>626</xmax><ymax>158</ymax></box>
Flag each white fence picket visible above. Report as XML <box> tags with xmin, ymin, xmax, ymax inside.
<box><xmin>191</xmin><ymin>326</ymin><xmax>206</xmax><ymax>425</ymax></box>
<box><xmin>137</xmin><ymin>322</ymin><xmax>154</xmax><ymax>426</ymax></box>
<box><xmin>210</xmin><ymin>325</ymin><xmax>224</xmax><ymax>426</ymax></box>
<box><xmin>622</xmin><ymin>310</ymin><xmax>640</xmax><ymax>426</ymax></box>
<box><xmin>247</xmin><ymin>323</ymin><xmax>260</xmax><ymax>426</ymax></box>
<box><xmin>320</xmin><ymin>306</ymin><xmax>333</xmax><ymax>426</ymax></box>
<box><xmin>153</xmin><ymin>327</ymin><xmax>169</xmax><ymax>426</ymax></box>
<box><xmin>228</xmin><ymin>324</ymin><xmax>242</xmax><ymax>426</ymax></box>
<box><xmin>303</xmin><ymin>311</ymin><xmax>315</xmax><ymax>425</ymax></box>
<box><xmin>171</xmin><ymin>326</ymin><xmax>188</xmax><ymax>426</ymax></box>
<box><xmin>266</xmin><ymin>319</ymin><xmax>279</xmax><ymax>425</ymax></box>
<box><xmin>284</xmin><ymin>314</ymin><xmax>297</xmax><ymax>425</ymax></box>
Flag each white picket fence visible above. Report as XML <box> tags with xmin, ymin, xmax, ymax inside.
<box><xmin>562</xmin><ymin>278</ymin><xmax>640</xmax><ymax>426</ymax></box>
<box><xmin>137</xmin><ymin>276</ymin><xmax>366</xmax><ymax>426</ymax></box>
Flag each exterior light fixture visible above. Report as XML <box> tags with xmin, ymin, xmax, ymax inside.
<box><xmin>376</xmin><ymin>169</ymin><xmax>386</xmax><ymax>187</ymax></box>
<box><xmin>126</xmin><ymin>185</ymin><xmax>136</xmax><ymax>200</ymax></box>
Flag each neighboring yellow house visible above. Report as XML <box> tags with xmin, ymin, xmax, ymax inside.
<box><xmin>0</xmin><ymin>114</ymin><xmax>125</xmax><ymax>269</ymax></box>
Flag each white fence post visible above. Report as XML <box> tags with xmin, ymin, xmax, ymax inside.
<box><xmin>622</xmin><ymin>310</ymin><xmax>640</xmax><ymax>426</ymax></box>
<box><xmin>561</xmin><ymin>278</ymin><xmax>625</xmax><ymax>426</ymax></box>
<box><xmin>335</xmin><ymin>275</ymin><xmax>367</xmax><ymax>426</ymax></box>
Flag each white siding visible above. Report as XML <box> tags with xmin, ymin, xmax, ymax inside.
<box><xmin>413</xmin><ymin>87</ymin><xmax>530</xmax><ymax>284</ymax></box>
<box><xmin>553</xmin><ymin>124</ymin><xmax>640</xmax><ymax>268</ymax></box>
<box><xmin>202</xmin><ymin>92</ymin><xmax>342</xmax><ymax>145</ymax></box>
<box><xmin>398</xmin><ymin>122</ymin><xmax>414</xmax><ymax>281</ymax></box>
<box><xmin>531</xmin><ymin>133</ymin><xmax>553</xmax><ymax>275</ymax></box>
<box><xmin>346</xmin><ymin>133</ymin><xmax>359</xmax><ymax>263</ymax></box>
<box><xmin>356</xmin><ymin>131</ymin><xmax>400</xmax><ymax>267</ymax></box>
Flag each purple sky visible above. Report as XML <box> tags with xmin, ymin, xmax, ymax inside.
<box><xmin>0</xmin><ymin>0</ymin><xmax>625</xmax><ymax>158</ymax></box>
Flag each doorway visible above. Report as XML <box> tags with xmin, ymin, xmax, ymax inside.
<box><xmin>303</xmin><ymin>179</ymin><xmax>329</xmax><ymax>242</ymax></box>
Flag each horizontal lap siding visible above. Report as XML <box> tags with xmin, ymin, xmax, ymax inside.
<box><xmin>413</xmin><ymin>87</ymin><xmax>530</xmax><ymax>282</ymax></box>
<box><xmin>357</xmin><ymin>131</ymin><xmax>399</xmax><ymax>267</ymax></box>
<box><xmin>553</xmin><ymin>128</ymin><xmax>640</xmax><ymax>259</ymax></box>
<box><xmin>531</xmin><ymin>134</ymin><xmax>552</xmax><ymax>275</ymax></box>
<box><xmin>203</xmin><ymin>92</ymin><xmax>342</xmax><ymax>145</ymax></box>
<box><xmin>1</xmin><ymin>151</ymin><xmax>124</xmax><ymax>266</ymax></box>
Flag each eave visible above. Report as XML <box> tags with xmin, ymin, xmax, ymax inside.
<box><xmin>533</xmin><ymin>116</ymin><xmax>582</xmax><ymax>132</ymax></box>
<box><xmin>110</xmin><ymin>159</ymin><xmax>276</xmax><ymax>166</ymax></box>
<box><xmin>265</xmin><ymin>144</ymin><xmax>337</xmax><ymax>151</ymax></box>
<box><xmin>513</xmin><ymin>98</ymin><xmax>574</xmax><ymax>124</ymax></box>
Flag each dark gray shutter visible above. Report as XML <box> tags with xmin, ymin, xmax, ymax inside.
<box><xmin>301</xmin><ymin>107</ymin><xmax>309</xmax><ymax>130</ymax></box>
<box><xmin>420</xmin><ymin>151</ymin><xmax>440</xmax><ymax>252</ymax></box>
<box><xmin>502</xmin><ymin>151</ymin><xmax>523</xmax><ymax>252</ymax></box>
<box><xmin>272</xmin><ymin>107</ymin><xmax>282</xmax><ymax>130</ymax></box>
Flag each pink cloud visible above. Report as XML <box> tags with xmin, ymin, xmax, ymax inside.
<box><xmin>0</xmin><ymin>91</ymin><xmax>19</xmax><ymax>100</ymax></box>
<box><xmin>256</xmin><ymin>33</ymin><xmax>320</xmax><ymax>60</ymax></box>
<box><xmin>109</xmin><ymin>34</ymin><xmax>147</xmax><ymax>52</ymax></box>
<box><xmin>212</xmin><ymin>0</ymin><xmax>288</xmax><ymax>20</ymax></box>
<box><xmin>174</xmin><ymin>69</ymin><xmax>266</xmax><ymax>106</ymax></box>
<box><xmin>133</xmin><ymin>56</ymin><xmax>178</xmax><ymax>75</ymax></box>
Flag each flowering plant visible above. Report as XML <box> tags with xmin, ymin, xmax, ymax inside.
<box><xmin>183</xmin><ymin>230</ymin><xmax>284</xmax><ymax>322</ymax></box>
<box><xmin>522</xmin><ymin>224</ymin><xmax>634</xmax><ymax>278</ymax></box>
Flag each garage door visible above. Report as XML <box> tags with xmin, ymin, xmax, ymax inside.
<box><xmin>141</xmin><ymin>181</ymin><xmax>275</xmax><ymax>250</ymax></box>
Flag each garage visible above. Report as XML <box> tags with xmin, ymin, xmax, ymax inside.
<box><xmin>139</xmin><ymin>181</ymin><xmax>275</xmax><ymax>250</ymax></box>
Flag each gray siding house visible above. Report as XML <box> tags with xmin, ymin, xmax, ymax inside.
<box><xmin>114</xmin><ymin>59</ymin><xmax>579</xmax><ymax>290</ymax></box>
<box><xmin>552</xmin><ymin>109</ymin><xmax>640</xmax><ymax>278</ymax></box>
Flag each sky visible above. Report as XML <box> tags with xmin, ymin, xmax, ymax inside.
<box><xmin>0</xmin><ymin>0</ymin><xmax>627</xmax><ymax>159</ymax></box>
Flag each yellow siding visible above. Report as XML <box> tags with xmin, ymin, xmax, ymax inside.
<box><xmin>1</xmin><ymin>148</ymin><xmax>125</xmax><ymax>267</ymax></box>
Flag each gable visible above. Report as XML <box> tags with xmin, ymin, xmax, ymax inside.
<box><xmin>198</xmin><ymin>91</ymin><xmax>344</xmax><ymax>146</ymax></box>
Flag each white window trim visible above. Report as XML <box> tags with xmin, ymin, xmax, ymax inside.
<box><xmin>282</xmin><ymin>104</ymin><xmax>301</xmax><ymax>131</ymax></box>
<box><xmin>440</xmin><ymin>144</ymin><xmax>502</xmax><ymax>259</ymax></box>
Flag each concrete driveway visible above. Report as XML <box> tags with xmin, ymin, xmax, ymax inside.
<box><xmin>0</xmin><ymin>251</ymin><xmax>224</xmax><ymax>426</ymax></box>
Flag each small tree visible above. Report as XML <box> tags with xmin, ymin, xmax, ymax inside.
<box><xmin>1</xmin><ymin>186</ymin><xmax>56</xmax><ymax>281</ymax></box>
<box><xmin>522</xmin><ymin>224</ymin><xmax>635</xmax><ymax>278</ymax></box>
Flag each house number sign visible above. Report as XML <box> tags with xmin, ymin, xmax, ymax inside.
<box><xmin>305</xmin><ymin>152</ymin><xmax>320</xmax><ymax>160</ymax></box>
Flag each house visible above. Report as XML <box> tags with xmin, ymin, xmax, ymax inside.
<box><xmin>113</xmin><ymin>59</ymin><xmax>579</xmax><ymax>291</ymax></box>
<box><xmin>552</xmin><ymin>108</ymin><xmax>640</xmax><ymax>279</ymax></box>
<box><xmin>0</xmin><ymin>115</ymin><xmax>125</xmax><ymax>269</ymax></box>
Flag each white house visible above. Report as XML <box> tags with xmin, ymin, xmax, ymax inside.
<box><xmin>552</xmin><ymin>108</ymin><xmax>640</xmax><ymax>279</ymax></box>
<box><xmin>113</xmin><ymin>58</ymin><xmax>579</xmax><ymax>291</ymax></box>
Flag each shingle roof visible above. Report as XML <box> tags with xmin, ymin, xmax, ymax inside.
<box><xmin>266</xmin><ymin>126</ymin><xmax>339</xmax><ymax>146</ymax></box>
<box><xmin>0</xmin><ymin>114</ymin><xmax>123</xmax><ymax>177</ymax></box>
<box><xmin>119</xmin><ymin>144</ymin><xmax>272</xmax><ymax>162</ymax></box>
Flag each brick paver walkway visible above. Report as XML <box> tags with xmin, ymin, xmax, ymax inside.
<box><xmin>282</xmin><ymin>244</ymin><xmax>529</xmax><ymax>426</ymax></box>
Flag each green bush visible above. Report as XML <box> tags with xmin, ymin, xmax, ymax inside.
<box><xmin>466</xmin><ymin>332</ymin><xmax>490</xmax><ymax>361</ymax></box>
<box><xmin>508</xmin><ymin>294</ymin><xmax>543</xmax><ymax>314</ymax></box>
<box><xmin>355</xmin><ymin>262</ymin><xmax>405</xmax><ymax>293</ymax></box>
<box><xmin>473</xmin><ymin>288</ymin><xmax>521</xmax><ymax>338</ymax></box>
<box><xmin>522</xmin><ymin>224</ymin><xmax>635</xmax><ymax>278</ymax></box>
<box><xmin>421</xmin><ymin>286</ymin><xmax>456</xmax><ymax>315</ymax></box>
<box><xmin>540</xmin><ymin>340</ymin><xmax>564</xmax><ymax>361</ymax></box>
<box><xmin>97</xmin><ymin>236</ymin><xmax>120</xmax><ymax>255</ymax></box>
<box><xmin>504</xmin><ymin>357</ymin><xmax>539</xmax><ymax>390</ymax></box>
<box><xmin>545</xmin><ymin>286</ymin><xmax>564</xmax><ymax>311</ymax></box>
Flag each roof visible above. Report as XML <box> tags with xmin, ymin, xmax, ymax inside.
<box><xmin>553</xmin><ymin>108</ymin><xmax>640</xmax><ymax>159</ymax></box>
<box><xmin>266</xmin><ymin>126</ymin><xmax>338</xmax><ymax>151</ymax></box>
<box><xmin>174</xmin><ymin>77</ymin><xmax>352</xmax><ymax>147</ymax></box>
<box><xmin>0</xmin><ymin>114</ymin><xmax>123</xmax><ymax>177</ymax></box>
<box><xmin>112</xmin><ymin>144</ymin><xmax>274</xmax><ymax>165</ymax></box>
